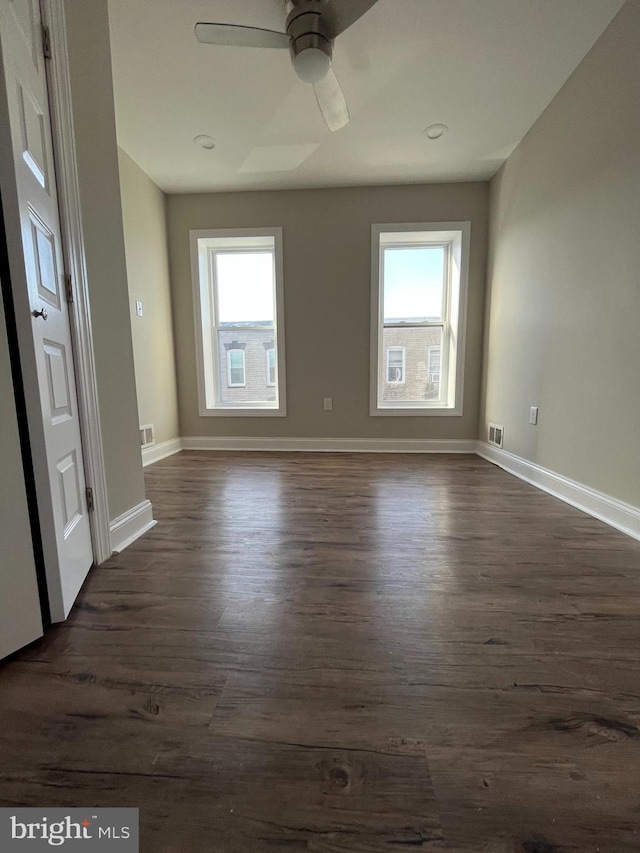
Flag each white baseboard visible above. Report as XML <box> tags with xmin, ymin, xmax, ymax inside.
<box><xmin>134</xmin><ymin>437</ymin><xmax>639</xmax><ymax>543</ymax></box>
<box><xmin>109</xmin><ymin>499</ymin><xmax>157</xmax><ymax>554</ymax></box>
<box><xmin>476</xmin><ymin>442</ymin><xmax>640</xmax><ymax>542</ymax></box>
<box><xmin>181</xmin><ymin>436</ymin><xmax>477</xmax><ymax>454</ymax></box>
<box><xmin>142</xmin><ymin>437</ymin><xmax>183</xmax><ymax>467</ymax></box>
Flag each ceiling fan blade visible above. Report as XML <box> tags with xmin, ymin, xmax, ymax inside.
<box><xmin>313</xmin><ymin>67</ymin><xmax>350</xmax><ymax>132</ymax></box>
<box><xmin>195</xmin><ymin>22</ymin><xmax>290</xmax><ymax>49</ymax></box>
<box><xmin>322</xmin><ymin>0</ymin><xmax>379</xmax><ymax>38</ymax></box>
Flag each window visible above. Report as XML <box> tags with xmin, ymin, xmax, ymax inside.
<box><xmin>191</xmin><ymin>228</ymin><xmax>286</xmax><ymax>415</ymax></box>
<box><xmin>386</xmin><ymin>347</ymin><xmax>405</xmax><ymax>383</ymax></box>
<box><xmin>427</xmin><ymin>345</ymin><xmax>441</xmax><ymax>383</ymax></box>
<box><xmin>370</xmin><ymin>222</ymin><xmax>469</xmax><ymax>415</ymax></box>
<box><xmin>266</xmin><ymin>347</ymin><xmax>276</xmax><ymax>387</ymax></box>
<box><xmin>227</xmin><ymin>348</ymin><xmax>246</xmax><ymax>387</ymax></box>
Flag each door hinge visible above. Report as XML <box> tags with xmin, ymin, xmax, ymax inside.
<box><xmin>65</xmin><ymin>273</ymin><xmax>73</xmax><ymax>303</ymax></box>
<box><xmin>85</xmin><ymin>487</ymin><xmax>94</xmax><ymax>513</ymax></box>
<box><xmin>41</xmin><ymin>24</ymin><xmax>51</xmax><ymax>59</ymax></box>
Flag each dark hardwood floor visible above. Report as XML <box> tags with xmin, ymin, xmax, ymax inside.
<box><xmin>1</xmin><ymin>451</ymin><xmax>640</xmax><ymax>852</ymax></box>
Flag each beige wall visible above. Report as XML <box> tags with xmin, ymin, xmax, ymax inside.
<box><xmin>64</xmin><ymin>0</ymin><xmax>145</xmax><ymax>519</ymax></box>
<box><xmin>480</xmin><ymin>0</ymin><xmax>640</xmax><ymax>506</ymax></box>
<box><xmin>167</xmin><ymin>183</ymin><xmax>488</xmax><ymax>439</ymax></box>
<box><xmin>118</xmin><ymin>148</ymin><xmax>179</xmax><ymax>447</ymax></box>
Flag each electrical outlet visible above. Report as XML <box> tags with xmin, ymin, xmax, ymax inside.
<box><xmin>529</xmin><ymin>406</ymin><xmax>539</xmax><ymax>425</ymax></box>
<box><xmin>135</xmin><ymin>300</ymin><xmax>143</xmax><ymax>317</ymax></box>
<box><xmin>323</xmin><ymin>397</ymin><xmax>333</xmax><ymax>411</ymax></box>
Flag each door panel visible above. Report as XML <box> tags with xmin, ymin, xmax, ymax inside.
<box><xmin>8</xmin><ymin>0</ymin><xmax>40</xmax><ymax>70</ymax></box>
<box><xmin>17</xmin><ymin>79</ymin><xmax>49</xmax><ymax>187</ymax></box>
<box><xmin>56</xmin><ymin>450</ymin><xmax>82</xmax><ymax>533</ymax></box>
<box><xmin>29</xmin><ymin>207</ymin><xmax>59</xmax><ymax>304</ymax></box>
<box><xmin>0</xmin><ymin>0</ymin><xmax>93</xmax><ymax>623</ymax></box>
<box><xmin>43</xmin><ymin>339</ymin><xmax>71</xmax><ymax>419</ymax></box>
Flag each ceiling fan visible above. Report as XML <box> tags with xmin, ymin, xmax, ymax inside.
<box><xmin>195</xmin><ymin>0</ymin><xmax>379</xmax><ymax>132</ymax></box>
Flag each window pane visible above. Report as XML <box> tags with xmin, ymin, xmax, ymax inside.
<box><xmin>227</xmin><ymin>350</ymin><xmax>245</xmax><ymax>386</ymax></box>
<box><xmin>381</xmin><ymin>327</ymin><xmax>443</xmax><ymax>403</ymax></box>
<box><xmin>216</xmin><ymin>252</ymin><xmax>274</xmax><ymax>325</ymax></box>
<box><xmin>218</xmin><ymin>331</ymin><xmax>277</xmax><ymax>403</ymax></box>
<box><xmin>427</xmin><ymin>346</ymin><xmax>441</xmax><ymax>384</ymax></box>
<box><xmin>383</xmin><ymin>246</ymin><xmax>444</xmax><ymax>322</ymax></box>
<box><xmin>266</xmin><ymin>348</ymin><xmax>276</xmax><ymax>385</ymax></box>
<box><xmin>387</xmin><ymin>348</ymin><xmax>404</xmax><ymax>383</ymax></box>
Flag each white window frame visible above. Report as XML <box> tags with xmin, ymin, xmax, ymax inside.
<box><xmin>265</xmin><ymin>347</ymin><xmax>276</xmax><ymax>387</ymax></box>
<box><xmin>190</xmin><ymin>227</ymin><xmax>286</xmax><ymax>416</ymax></box>
<box><xmin>370</xmin><ymin>222</ymin><xmax>470</xmax><ymax>416</ymax></box>
<box><xmin>386</xmin><ymin>346</ymin><xmax>406</xmax><ymax>384</ymax></box>
<box><xmin>226</xmin><ymin>348</ymin><xmax>246</xmax><ymax>387</ymax></box>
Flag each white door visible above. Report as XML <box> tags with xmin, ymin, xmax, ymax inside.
<box><xmin>0</xmin><ymin>0</ymin><xmax>93</xmax><ymax>621</ymax></box>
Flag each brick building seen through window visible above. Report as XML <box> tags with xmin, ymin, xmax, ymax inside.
<box><xmin>218</xmin><ymin>328</ymin><xmax>277</xmax><ymax>404</ymax></box>
<box><xmin>381</xmin><ymin>327</ymin><xmax>442</xmax><ymax>402</ymax></box>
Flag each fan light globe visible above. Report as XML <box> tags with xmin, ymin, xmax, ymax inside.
<box><xmin>293</xmin><ymin>46</ymin><xmax>331</xmax><ymax>84</ymax></box>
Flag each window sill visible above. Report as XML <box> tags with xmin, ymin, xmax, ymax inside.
<box><xmin>199</xmin><ymin>407</ymin><xmax>286</xmax><ymax>418</ymax></box>
<box><xmin>370</xmin><ymin>405</ymin><xmax>462</xmax><ymax>417</ymax></box>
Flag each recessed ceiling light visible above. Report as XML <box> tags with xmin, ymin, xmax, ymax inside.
<box><xmin>424</xmin><ymin>124</ymin><xmax>447</xmax><ymax>140</ymax></box>
<box><xmin>194</xmin><ymin>134</ymin><xmax>215</xmax><ymax>149</ymax></box>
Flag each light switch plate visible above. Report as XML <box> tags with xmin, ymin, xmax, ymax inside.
<box><xmin>136</xmin><ymin>300</ymin><xmax>143</xmax><ymax>317</ymax></box>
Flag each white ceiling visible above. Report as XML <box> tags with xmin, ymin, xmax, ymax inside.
<box><xmin>108</xmin><ymin>0</ymin><xmax>624</xmax><ymax>194</ymax></box>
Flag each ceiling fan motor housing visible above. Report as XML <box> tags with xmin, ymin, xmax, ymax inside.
<box><xmin>287</xmin><ymin>1</ymin><xmax>333</xmax><ymax>83</ymax></box>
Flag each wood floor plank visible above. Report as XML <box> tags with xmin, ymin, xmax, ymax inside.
<box><xmin>157</xmin><ymin>737</ymin><xmax>444</xmax><ymax>852</ymax></box>
<box><xmin>209</xmin><ymin>668</ymin><xmax>428</xmax><ymax>756</ymax></box>
<box><xmin>1</xmin><ymin>451</ymin><xmax>640</xmax><ymax>851</ymax></box>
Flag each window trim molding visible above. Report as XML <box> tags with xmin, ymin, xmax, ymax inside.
<box><xmin>190</xmin><ymin>227</ymin><xmax>287</xmax><ymax>417</ymax></box>
<box><xmin>369</xmin><ymin>221</ymin><xmax>470</xmax><ymax>417</ymax></box>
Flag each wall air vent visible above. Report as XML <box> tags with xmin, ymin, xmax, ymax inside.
<box><xmin>488</xmin><ymin>423</ymin><xmax>504</xmax><ymax>448</ymax></box>
<box><xmin>140</xmin><ymin>424</ymin><xmax>155</xmax><ymax>449</ymax></box>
